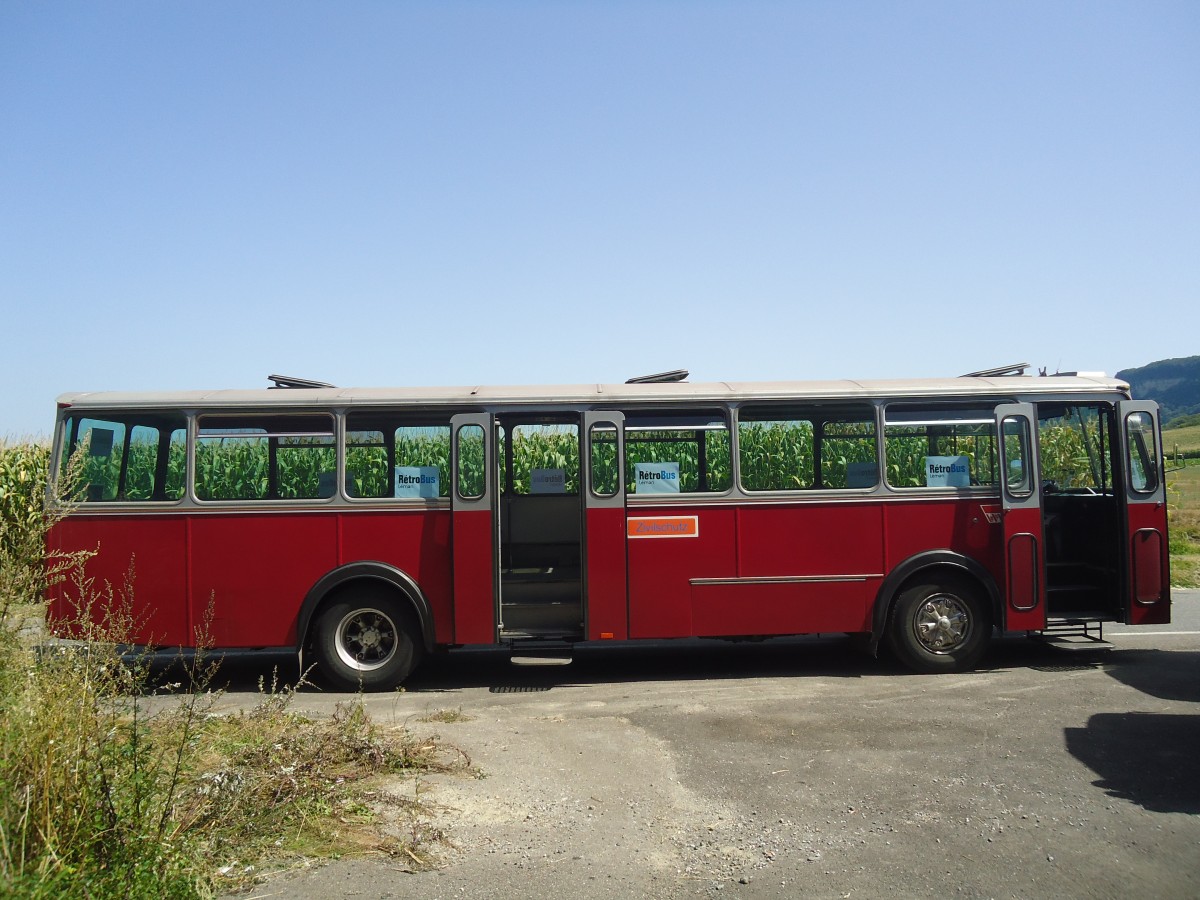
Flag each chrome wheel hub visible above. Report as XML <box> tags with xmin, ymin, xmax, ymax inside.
<box><xmin>335</xmin><ymin>608</ymin><xmax>398</xmax><ymax>671</ymax></box>
<box><xmin>914</xmin><ymin>595</ymin><xmax>970</xmax><ymax>654</ymax></box>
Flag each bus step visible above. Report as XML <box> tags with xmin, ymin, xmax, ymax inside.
<box><xmin>1035</xmin><ymin>618</ymin><xmax>1111</xmax><ymax>649</ymax></box>
<box><xmin>510</xmin><ymin>642</ymin><xmax>574</xmax><ymax>667</ymax></box>
<box><xmin>1033</xmin><ymin>634</ymin><xmax>1114</xmax><ymax>651</ymax></box>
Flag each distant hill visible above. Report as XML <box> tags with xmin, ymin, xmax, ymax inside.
<box><xmin>1117</xmin><ymin>356</ymin><xmax>1200</xmax><ymax>426</ymax></box>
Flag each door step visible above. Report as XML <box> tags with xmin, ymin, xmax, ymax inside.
<box><xmin>510</xmin><ymin>654</ymin><xmax>574</xmax><ymax>667</ymax></box>
<box><xmin>508</xmin><ymin>640</ymin><xmax>574</xmax><ymax>667</ymax></box>
<box><xmin>1035</xmin><ymin>617</ymin><xmax>1112</xmax><ymax>649</ymax></box>
<box><xmin>1033</xmin><ymin>634</ymin><xmax>1114</xmax><ymax>651</ymax></box>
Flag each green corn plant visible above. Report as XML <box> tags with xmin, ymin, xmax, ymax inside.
<box><xmin>46</xmin><ymin>413</ymin><xmax>1138</xmax><ymax>501</ymax></box>
<box><xmin>511</xmin><ymin>429</ymin><xmax>580</xmax><ymax>494</ymax></box>
<box><xmin>0</xmin><ymin>440</ymin><xmax>52</xmax><ymax>613</ymax></box>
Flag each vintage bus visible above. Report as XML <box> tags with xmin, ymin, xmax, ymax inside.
<box><xmin>46</xmin><ymin>367</ymin><xmax>1170</xmax><ymax>689</ymax></box>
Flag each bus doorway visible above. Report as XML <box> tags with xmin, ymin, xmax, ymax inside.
<box><xmin>1034</xmin><ymin>401</ymin><xmax>1134</xmax><ymax>623</ymax></box>
<box><xmin>1036</xmin><ymin>400</ymin><xmax>1166</xmax><ymax>628</ymax></box>
<box><xmin>496</xmin><ymin>416</ymin><xmax>585</xmax><ymax>639</ymax></box>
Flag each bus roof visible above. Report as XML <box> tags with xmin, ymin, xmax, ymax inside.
<box><xmin>55</xmin><ymin>374</ymin><xmax>1133</xmax><ymax>412</ymax></box>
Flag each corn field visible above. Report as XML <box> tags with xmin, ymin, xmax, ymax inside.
<box><xmin>52</xmin><ymin>421</ymin><xmax>1123</xmax><ymax>501</ymax></box>
<box><xmin>0</xmin><ymin>440</ymin><xmax>52</xmax><ymax>609</ymax></box>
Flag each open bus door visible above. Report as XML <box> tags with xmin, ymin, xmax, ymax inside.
<box><xmin>450</xmin><ymin>412</ymin><xmax>498</xmax><ymax>643</ymax></box>
<box><xmin>1118</xmin><ymin>401</ymin><xmax>1171</xmax><ymax>625</ymax></box>
<box><xmin>996</xmin><ymin>403</ymin><xmax>1046</xmax><ymax>631</ymax></box>
<box><xmin>583</xmin><ymin>411</ymin><xmax>628</xmax><ymax>640</ymax></box>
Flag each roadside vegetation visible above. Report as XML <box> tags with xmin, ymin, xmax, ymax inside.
<box><xmin>0</xmin><ymin>439</ymin><xmax>465</xmax><ymax>899</ymax></box>
<box><xmin>1163</xmin><ymin>419</ymin><xmax>1200</xmax><ymax>586</ymax></box>
<box><xmin>1167</xmin><ymin>463</ymin><xmax>1200</xmax><ymax>586</ymax></box>
<box><xmin>1163</xmin><ymin>420</ymin><xmax>1200</xmax><ymax>460</ymax></box>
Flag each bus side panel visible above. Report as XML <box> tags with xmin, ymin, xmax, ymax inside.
<box><xmin>451</xmin><ymin>508</ymin><xmax>496</xmax><ymax>644</ymax></box>
<box><xmin>585</xmin><ymin>506</ymin><xmax>628</xmax><ymax>640</ymax></box>
<box><xmin>691</xmin><ymin>580</ymin><xmax>876</xmax><ymax>636</ymax></box>
<box><xmin>47</xmin><ymin>515</ymin><xmax>189</xmax><ymax>647</ymax></box>
<box><xmin>338</xmin><ymin>510</ymin><xmax>454</xmax><ymax>644</ymax></box>
<box><xmin>883</xmin><ymin>498</ymin><xmax>1003</xmax><ymax>595</ymax></box>
<box><xmin>708</xmin><ymin>502</ymin><xmax>883</xmax><ymax>634</ymax></box>
<box><xmin>627</xmin><ymin>506</ymin><xmax>735</xmax><ymax>638</ymax></box>
<box><xmin>1126</xmin><ymin>501</ymin><xmax>1171</xmax><ymax>625</ymax></box>
<box><xmin>189</xmin><ymin>513</ymin><xmax>337</xmax><ymax>647</ymax></box>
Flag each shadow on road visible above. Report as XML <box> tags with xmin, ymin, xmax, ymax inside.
<box><xmin>1065</xmin><ymin>711</ymin><xmax>1200</xmax><ymax>813</ymax></box>
<box><xmin>177</xmin><ymin>632</ymin><xmax>1121</xmax><ymax>695</ymax></box>
<box><xmin>1058</xmin><ymin>648</ymin><xmax>1200</xmax><ymax>814</ymax></box>
<box><xmin>1102</xmin><ymin>649</ymin><xmax>1200</xmax><ymax>703</ymax></box>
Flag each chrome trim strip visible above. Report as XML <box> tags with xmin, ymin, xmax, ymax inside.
<box><xmin>689</xmin><ymin>574</ymin><xmax>883</xmax><ymax>586</ymax></box>
<box><xmin>625</xmin><ymin>492</ymin><xmax>1001</xmax><ymax>509</ymax></box>
<box><xmin>57</xmin><ymin>490</ymin><xmax>1012</xmax><ymax>516</ymax></box>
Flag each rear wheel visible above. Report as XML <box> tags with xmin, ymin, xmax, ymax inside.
<box><xmin>886</xmin><ymin>577</ymin><xmax>990</xmax><ymax>673</ymax></box>
<box><xmin>313</xmin><ymin>591</ymin><xmax>422</xmax><ymax>691</ymax></box>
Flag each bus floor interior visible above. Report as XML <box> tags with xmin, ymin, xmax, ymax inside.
<box><xmin>1043</xmin><ymin>492</ymin><xmax>1122</xmax><ymax>620</ymax></box>
<box><xmin>498</xmin><ymin>495</ymin><xmax>584</xmax><ymax>638</ymax></box>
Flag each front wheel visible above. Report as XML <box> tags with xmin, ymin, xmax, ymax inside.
<box><xmin>886</xmin><ymin>578</ymin><xmax>990</xmax><ymax>674</ymax></box>
<box><xmin>313</xmin><ymin>592</ymin><xmax>422</xmax><ymax>691</ymax></box>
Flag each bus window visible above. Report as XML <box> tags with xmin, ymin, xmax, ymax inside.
<box><xmin>61</xmin><ymin>413</ymin><xmax>186</xmax><ymax>502</ymax></box>
<box><xmin>344</xmin><ymin>428</ymin><xmax>388</xmax><ymax>498</ymax></box>
<box><xmin>68</xmin><ymin>417</ymin><xmax>125</xmax><ymax>501</ymax></box>
<box><xmin>395</xmin><ymin>425</ymin><xmax>451</xmax><ymax>498</ymax></box>
<box><xmin>1125</xmin><ymin>411</ymin><xmax>1159</xmax><ymax>494</ymax></box>
<box><xmin>738</xmin><ymin>404</ymin><xmax>877</xmax><ymax>491</ymax></box>
<box><xmin>163</xmin><ymin>428</ymin><xmax>186</xmax><ymax>499</ymax></box>
<box><xmin>1037</xmin><ymin>404</ymin><xmax>1110</xmax><ymax>493</ymax></box>
<box><xmin>589</xmin><ymin>423</ymin><xmax>619</xmax><ymax>497</ymax></box>
<box><xmin>1001</xmin><ymin>416</ymin><xmax>1033</xmax><ymax>497</ymax></box>
<box><xmin>505</xmin><ymin>422</ymin><xmax>579</xmax><ymax>495</ymax></box>
<box><xmin>343</xmin><ymin>416</ymin><xmax>452</xmax><ymax>499</ymax></box>
<box><xmin>456</xmin><ymin>424</ymin><xmax>486</xmax><ymax>499</ymax></box>
<box><xmin>196</xmin><ymin>414</ymin><xmax>335</xmax><ymax>501</ymax></box>
<box><xmin>884</xmin><ymin>404</ymin><xmax>998</xmax><ymax>489</ymax></box>
<box><xmin>624</xmin><ymin>410</ymin><xmax>731</xmax><ymax>494</ymax></box>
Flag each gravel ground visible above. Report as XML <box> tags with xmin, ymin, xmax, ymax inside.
<box><xmin>219</xmin><ymin>592</ymin><xmax>1200</xmax><ymax>900</ymax></box>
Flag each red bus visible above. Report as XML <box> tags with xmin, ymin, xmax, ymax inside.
<box><xmin>46</xmin><ymin>367</ymin><xmax>1170</xmax><ymax>689</ymax></box>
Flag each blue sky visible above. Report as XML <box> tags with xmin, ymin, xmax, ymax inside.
<box><xmin>2</xmin><ymin>1</ymin><xmax>1196</xmax><ymax>436</ymax></box>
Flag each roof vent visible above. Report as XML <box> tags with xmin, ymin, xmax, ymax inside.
<box><xmin>625</xmin><ymin>369</ymin><xmax>689</xmax><ymax>384</ymax></box>
<box><xmin>268</xmin><ymin>374</ymin><xmax>336</xmax><ymax>389</ymax></box>
<box><xmin>961</xmin><ymin>363</ymin><xmax>1030</xmax><ymax>378</ymax></box>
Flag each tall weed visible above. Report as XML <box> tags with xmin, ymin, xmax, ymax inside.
<box><xmin>0</xmin><ymin>440</ymin><xmax>51</xmax><ymax>618</ymax></box>
<box><xmin>0</xmin><ymin>441</ymin><xmax>461</xmax><ymax>898</ymax></box>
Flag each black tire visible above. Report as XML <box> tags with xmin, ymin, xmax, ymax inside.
<box><xmin>312</xmin><ymin>591</ymin><xmax>423</xmax><ymax>691</ymax></box>
<box><xmin>886</xmin><ymin>577</ymin><xmax>990</xmax><ymax>674</ymax></box>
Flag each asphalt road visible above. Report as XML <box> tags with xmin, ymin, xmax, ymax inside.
<box><xmin>216</xmin><ymin>590</ymin><xmax>1200</xmax><ymax>899</ymax></box>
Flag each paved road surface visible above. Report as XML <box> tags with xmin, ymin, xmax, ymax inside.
<box><xmin>215</xmin><ymin>590</ymin><xmax>1200</xmax><ymax>899</ymax></box>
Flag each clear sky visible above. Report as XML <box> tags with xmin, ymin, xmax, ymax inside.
<box><xmin>2</xmin><ymin>1</ymin><xmax>1196</xmax><ymax>437</ymax></box>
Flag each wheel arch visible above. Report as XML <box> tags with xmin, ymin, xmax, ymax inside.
<box><xmin>869</xmin><ymin>551</ymin><xmax>1002</xmax><ymax>654</ymax></box>
<box><xmin>297</xmin><ymin>562</ymin><xmax>435</xmax><ymax>655</ymax></box>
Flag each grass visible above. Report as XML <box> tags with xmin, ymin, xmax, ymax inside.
<box><xmin>178</xmin><ymin>690</ymin><xmax>465</xmax><ymax>877</ymax></box>
<box><xmin>418</xmin><ymin>707</ymin><xmax>472</xmax><ymax>724</ymax></box>
<box><xmin>1163</xmin><ymin>422</ymin><xmax>1200</xmax><ymax>459</ymax></box>
<box><xmin>0</xmin><ymin>605</ymin><xmax>468</xmax><ymax>898</ymax></box>
<box><xmin>1168</xmin><ymin>463</ymin><xmax>1200</xmax><ymax>587</ymax></box>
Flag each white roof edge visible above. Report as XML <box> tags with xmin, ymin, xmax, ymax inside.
<box><xmin>54</xmin><ymin>374</ymin><xmax>1132</xmax><ymax>410</ymax></box>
